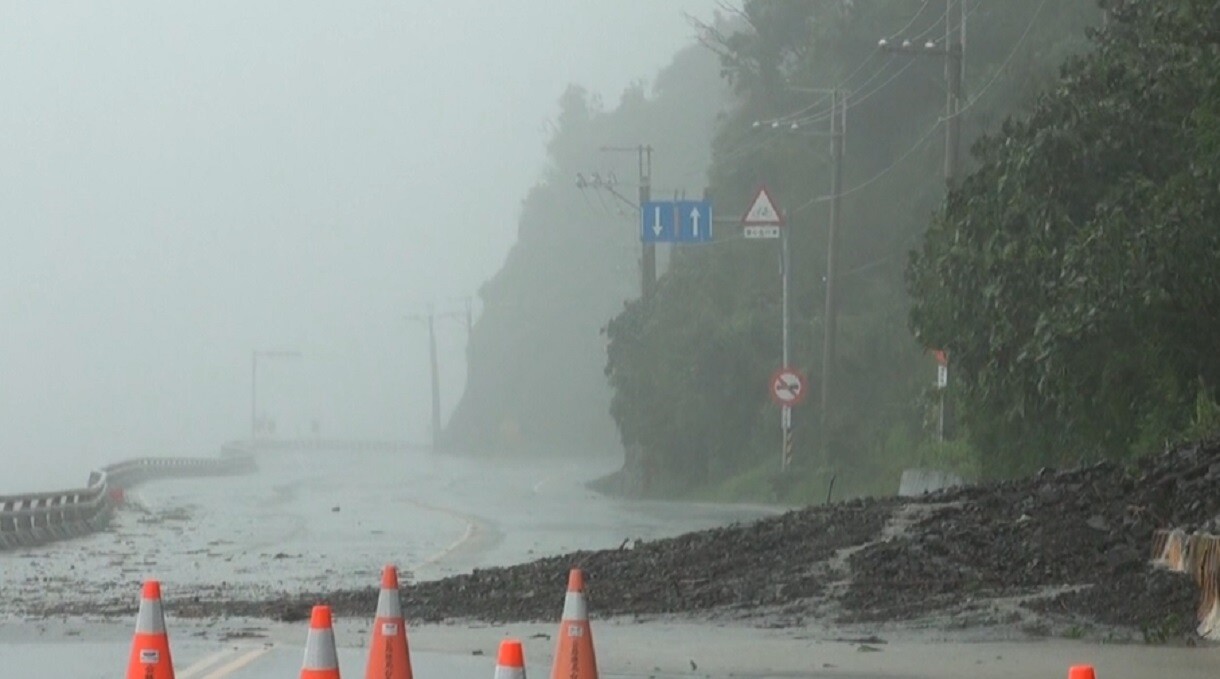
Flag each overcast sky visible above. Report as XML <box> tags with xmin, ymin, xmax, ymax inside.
<box><xmin>0</xmin><ymin>1</ymin><xmax>716</xmax><ymax>492</ymax></box>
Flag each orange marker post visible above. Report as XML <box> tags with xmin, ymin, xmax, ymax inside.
<box><xmin>550</xmin><ymin>568</ymin><xmax>598</xmax><ymax>679</ymax></box>
<box><xmin>494</xmin><ymin>639</ymin><xmax>527</xmax><ymax>679</ymax></box>
<box><xmin>1068</xmin><ymin>665</ymin><xmax>1096</xmax><ymax>679</ymax></box>
<box><xmin>301</xmin><ymin>605</ymin><xmax>342</xmax><ymax>679</ymax></box>
<box><xmin>127</xmin><ymin>579</ymin><xmax>176</xmax><ymax>679</ymax></box>
<box><xmin>365</xmin><ymin>565</ymin><xmax>414</xmax><ymax>679</ymax></box>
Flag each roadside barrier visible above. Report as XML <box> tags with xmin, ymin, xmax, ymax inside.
<box><xmin>494</xmin><ymin>639</ymin><xmax>527</xmax><ymax>679</ymax></box>
<box><xmin>366</xmin><ymin>564</ymin><xmax>414</xmax><ymax>679</ymax></box>
<box><xmin>300</xmin><ymin>605</ymin><xmax>342</xmax><ymax>679</ymax></box>
<box><xmin>125</xmin><ymin>564</ymin><xmax>585</xmax><ymax>678</ymax></box>
<box><xmin>1152</xmin><ymin>528</ymin><xmax>1220</xmax><ymax>638</ymax></box>
<box><xmin>250</xmin><ymin>438</ymin><xmax>424</xmax><ymax>454</ymax></box>
<box><xmin>551</xmin><ymin>568</ymin><xmax>598</xmax><ymax>679</ymax></box>
<box><xmin>0</xmin><ymin>443</ymin><xmax>256</xmax><ymax>551</ymax></box>
<box><xmin>127</xmin><ymin>579</ymin><xmax>175</xmax><ymax>679</ymax></box>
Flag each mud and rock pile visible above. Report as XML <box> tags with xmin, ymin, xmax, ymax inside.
<box><xmin>178</xmin><ymin>438</ymin><xmax>1220</xmax><ymax>637</ymax></box>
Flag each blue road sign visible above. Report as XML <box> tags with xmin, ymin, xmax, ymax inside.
<box><xmin>641</xmin><ymin>200</ymin><xmax>713</xmax><ymax>243</ymax></box>
<box><xmin>676</xmin><ymin>200</ymin><xmax>712</xmax><ymax>242</ymax></box>
<box><xmin>641</xmin><ymin>201</ymin><xmax>676</xmax><ymax>243</ymax></box>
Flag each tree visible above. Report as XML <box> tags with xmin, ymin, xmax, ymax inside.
<box><xmin>909</xmin><ymin>0</ymin><xmax>1220</xmax><ymax>477</ymax></box>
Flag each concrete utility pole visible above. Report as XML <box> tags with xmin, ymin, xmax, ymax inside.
<box><xmin>945</xmin><ymin>0</ymin><xmax>963</xmax><ymax>186</ymax></box>
<box><xmin>638</xmin><ymin>145</ymin><xmax>655</xmax><ymax>298</ymax></box>
<box><xmin>882</xmin><ymin>0</ymin><xmax>965</xmax><ymax>187</ymax></box>
<box><xmin>407</xmin><ymin>306</ymin><xmax>443</xmax><ymax>451</ymax></box>
<box><xmin>881</xmin><ymin>0</ymin><xmax>965</xmax><ymax>441</ymax></box>
<box><xmin>407</xmin><ymin>303</ymin><xmax>471</xmax><ymax>451</ymax></box>
<box><xmin>597</xmin><ymin>144</ymin><xmax>654</xmax><ymax>298</ymax></box>
<box><xmin>781</xmin><ymin>224</ymin><xmax>793</xmax><ymax>471</ymax></box>
<box><xmin>820</xmin><ymin>90</ymin><xmax>847</xmax><ymax>470</ymax></box>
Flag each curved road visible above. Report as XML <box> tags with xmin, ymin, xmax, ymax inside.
<box><xmin>2</xmin><ymin>447</ymin><xmax>1217</xmax><ymax>679</ymax></box>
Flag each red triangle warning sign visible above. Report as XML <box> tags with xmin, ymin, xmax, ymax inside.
<box><xmin>741</xmin><ymin>186</ymin><xmax>784</xmax><ymax>226</ymax></box>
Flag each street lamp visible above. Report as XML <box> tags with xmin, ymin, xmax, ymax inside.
<box><xmin>251</xmin><ymin>349</ymin><xmax>301</xmax><ymax>441</ymax></box>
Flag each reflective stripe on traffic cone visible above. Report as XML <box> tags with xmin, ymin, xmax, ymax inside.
<box><xmin>1068</xmin><ymin>665</ymin><xmax>1096</xmax><ymax>679</ymax></box>
<box><xmin>550</xmin><ymin>568</ymin><xmax>597</xmax><ymax>679</ymax></box>
<box><xmin>301</xmin><ymin>605</ymin><xmax>342</xmax><ymax>679</ymax></box>
<box><xmin>365</xmin><ymin>565</ymin><xmax>414</xmax><ymax>679</ymax></box>
<box><xmin>494</xmin><ymin>639</ymin><xmax>527</xmax><ymax>679</ymax></box>
<box><xmin>127</xmin><ymin>579</ymin><xmax>175</xmax><ymax>679</ymax></box>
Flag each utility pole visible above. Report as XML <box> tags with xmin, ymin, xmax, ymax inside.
<box><xmin>944</xmin><ymin>0</ymin><xmax>963</xmax><ymax>186</ymax></box>
<box><xmin>820</xmin><ymin>90</ymin><xmax>846</xmax><ymax>470</ymax></box>
<box><xmin>881</xmin><ymin>0</ymin><xmax>965</xmax><ymax>442</ymax></box>
<box><xmin>638</xmin><ymin>145</ymin><xmax>655</xmax><ymax>298</ymax></box>
<box><xmin>881</xmin><ymin>0</ymin><xmax>965</xmax><ymax>187</ymax></box>
<box><xmin>425</xmin><ymin>307</ymin><xmax>441</xmax><ymax>450</ymax></box>
<box><xmin>407</xmin><ymin>303</ymin><xmax>469</xmax><ymax>451</ymax></box>
<box><xmin>596</xmin><ymin>145</ymin><xmax>654</xmax><ymax>299</ymax></box>
<box><xmin>406</xmin><ymin>306</ymin><xmax>443</xmax><ymax>450</ymax></box>
<box><xmin>780</xmin><ymin>224</ymin><xmax>793</xmax><ymax>471</ymax></box>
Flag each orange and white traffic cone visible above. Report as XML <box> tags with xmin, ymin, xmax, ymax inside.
<box><xmin>494</xmin><ymin>639</ymin><xmax>527</xmax><ymax>679</ymax></box>
<box><xmin>1068</xmin><ymin>665</ymin><xmax>1096</xmax><ymax>679</ymax></box>
<box><xmin>127</xmin><ymin>579</ymin><xmax>175</xmax><ymax>679</ymax></box>
<box><xmin>301</xmin><ymin>604</ymin><xmax>342</xmax><ymax>679</ymax></box>
<box><xmin>550</xmin><ymin>568</ymin><xmax>597</xmax><ymax>679</ymax></box>
<box><xmin>365</xmin><ymin>565</ymin><xmax>414</xmax><ymax>679</ymax></box>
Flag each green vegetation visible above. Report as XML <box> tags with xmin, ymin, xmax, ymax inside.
<box><xmin>606</xmin><ymin>1</ymin><xmax>1101</xmax><ymax>499</ymax></box>
<box><xmin>910</xmin><ymin>0</ymin><xmax>1220</xmax><ymax>477</ymax></box>
<box><xmin>454</xmin><ymin>0</ymin><xmax>1220</xmax><ymax>503</ymax></box>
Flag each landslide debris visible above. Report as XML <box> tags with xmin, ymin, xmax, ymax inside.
<box><xmin>100</xmin><ymin>438</ymin><xmax>1220</xmax><ymax>638</ymax></box>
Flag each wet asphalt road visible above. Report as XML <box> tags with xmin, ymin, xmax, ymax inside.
<box><xmin>4</xmin><ymin>447</ymin><xmax>1219</xmax><ymax>678</ymax></box>
<box><xmin>0</xmin><ymin>447</ymin><xmax>781</xmax><ymax>677</ymax></box>
<box><xmin>0</xmin><ymin>448</ymin><xmax>779</xmax><ymax>613</ymax></box>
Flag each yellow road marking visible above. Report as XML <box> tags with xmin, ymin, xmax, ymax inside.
<box><xmin>200</xmin><ymin>646</ymin><xmax>273</xmax><ymax>679</ymax></box>
<box><xmin>178</xmin><ymin>649</ymin><xmax>237</xmax><ymax>679</ymax></box>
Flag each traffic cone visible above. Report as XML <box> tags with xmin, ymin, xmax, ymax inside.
<box><xmin>494</xmin><ymin>639</ymin><xmax>527</xmax><ymax>679</ymax></box>
<box><xmin>550</xmin><ymin>568</ymin><xmax>597</xmax><ymax>679</ymax></box>
<box><xmin>127</xmin><ymin>579</ymin><xmax>175</xmax><ymax>679</ymax></box>
<box><xmin>1068</xmin><ymin>665</ymin><xmax>1096</xmax><ymax>679</ymax></box>
<box><xmin>365</xmin><ymin>565</ymin><xmax>414</xmax><ymax>679</ymax></box>
<box><xmin>301</xmin><ymin>605</ymin><xmax>342</xmax><ymax>679</ymax></box>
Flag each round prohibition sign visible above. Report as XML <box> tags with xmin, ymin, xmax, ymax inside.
<box><xmin>770</xmin><ymin>367</ymin><xmax>808</xmax><ymax>407</ymax></box>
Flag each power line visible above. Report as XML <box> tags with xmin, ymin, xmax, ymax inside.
<box><xmin>791</xmin><ymin>116</ymin><xmax>942</xmax><ymax>215</ymax></box>
<box><xmin>947</xmin><ymin>0</ymin><xmax>1051</xmax><ymax>120</ymax></box>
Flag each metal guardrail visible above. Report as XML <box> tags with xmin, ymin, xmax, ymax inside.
<box><xmin>0</xmin><ymin>443</ymin><xmax>257</xmax><ymax>551</ymax></box>
<box><xmin>248</xmin><ymin>438</ymin><xmax>425</xmax><ymax>454</ymax></box>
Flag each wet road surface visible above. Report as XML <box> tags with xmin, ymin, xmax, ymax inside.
<box><xmin>2</xmin><ymin>447</ymin><xmax>1217</xmax><ymax>678</ymax></box>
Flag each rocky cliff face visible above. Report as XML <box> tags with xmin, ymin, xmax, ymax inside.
<box><xmin>441</xmin><ymin>45</ymin><xmax>727</xmax><ymax>457</ymax></box>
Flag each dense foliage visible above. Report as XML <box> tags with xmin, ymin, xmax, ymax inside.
<box><xmin>910</xmin><ymin>0</ymin><xmax>1220</xmax><ymax>476</ymax></box>
<box><xmin>604</xmin><ymin>1</ymin><xmax>1102</xmax><ymax>498</ymax></box>
<box><xmin>456</xmin><ymin>0</ymin><xmax>1220</xmax><ymax>500</ymax></box>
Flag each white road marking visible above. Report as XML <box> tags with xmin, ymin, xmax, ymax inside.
<box><xmin>178</xmin><ymin>649</ymin><xmax>238</xmax><ymax>679</ymax></box>
<box><xmin>199</xmin><ymin>646</ymin><xmax>273</xmax><ymax>679</ymax></box>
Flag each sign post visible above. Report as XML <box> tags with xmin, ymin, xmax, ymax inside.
<box><xmin>771</xmin><ymin>365</ymin><xmax>807</xmax><ymax>471</ymax></box>
<box><xmin>746</xmin><ymin>185</ymin><xmax>795</xmax><ymax>470</ymax></box>
<box><xmin>745</xmin><ymin>187</ymin><xmax>795</xmax><ymax>470</ymax></box>
<box><xmin>933</xmin><ymin>350</ymin><xmax>949</xmax><ymax>442</ymax></box>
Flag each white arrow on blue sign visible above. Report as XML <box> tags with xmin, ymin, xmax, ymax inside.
<box><xmin>641</xmin><ymin>200</ymin><xmax>713</xmax><ymax>244</ymax></box>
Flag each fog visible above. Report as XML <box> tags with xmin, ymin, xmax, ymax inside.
<box><xmin>0</xmin><ymin>2</ymin><xmax>712</xmax><ymax>492</ymax></box>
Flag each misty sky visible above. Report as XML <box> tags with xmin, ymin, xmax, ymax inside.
<box><xmin>0</xmin><ymin>2</ymin><xmax>715</xmax><ymax>492</ymax></box>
